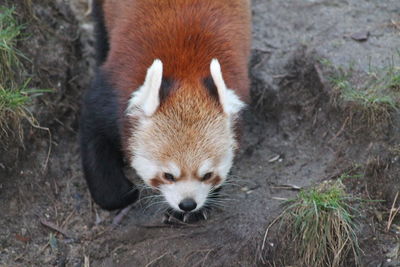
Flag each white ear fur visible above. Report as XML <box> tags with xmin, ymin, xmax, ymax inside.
<box><xmin>127</xmin><ymin>59</ymin><xmax>163</xmax><ymax>116</ymax></box>
<box><xmin>210</xmin><ymin>59</ymin><xmax>245</xmax><ymax>116</ymax></box>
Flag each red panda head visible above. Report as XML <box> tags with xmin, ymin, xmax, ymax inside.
<box><xmin>126</xmin><ymin>59</ymin><xmax>245</xmax><ymax>212</ymax></box>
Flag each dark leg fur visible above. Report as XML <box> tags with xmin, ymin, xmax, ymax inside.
<box><xmin>80</xmin><ymin>70</ymin><xmax>138</xmax><ymax>210</ymax></box>
<box><xmin>92</xmin><ymin>0</ymin><xmax>109</xmax><ymax>65</ymax></box>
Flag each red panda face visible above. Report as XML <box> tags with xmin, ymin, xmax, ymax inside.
<box><xmin>126</xmin><ymin>59</ymin><xmax>244</xmax><ymax>212</ymax></box>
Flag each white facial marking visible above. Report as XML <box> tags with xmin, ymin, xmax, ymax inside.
<box><xmin>162</xmin><ymin>162</ymin><xmax>181</xmax><ymax>178</ymax></box>
<box><xmin>131</xmin><ymin>155</ymin><xmax>158</xmax><ymax>184</ymax></box>
<box><xmin>160</xmin><ymin>181</ymin><xmax>211</xmax><ymax>212</ymax></box>
<box><xmin>126</xmin><ymin>59</ymin><xmax>163</xmax><ymax>117</ymax></box>
<box><xmin>210</xmin><ymin>59</ymin><xmax>246</xmax><ymax>116</ymax></box>
<box><xmin>198</xmin><ymin>159</ymin><xmax>213</xmax><ymax>178</ymax></box>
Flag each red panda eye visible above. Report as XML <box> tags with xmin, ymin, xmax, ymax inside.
<box><xmin>202</xmin><ymin>172</ymin><xmax>213</xmax><ymax>181</ymax></box>
<box><xmin>164</xmin><ymin>173</ymin><xmax>175</xmax><ymax>181</ymax></box>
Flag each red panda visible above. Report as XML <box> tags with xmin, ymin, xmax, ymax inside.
<box><xmin>80</xmin><ymin>0</ymin><xmax>251</xmax><ymax>222</ymax></box>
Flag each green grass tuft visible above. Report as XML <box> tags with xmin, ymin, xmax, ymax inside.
<box><xmin>280</xmin><ymin>181</ymin><xmax>360</xmax><ymax>267</ymax></box>
<box><xmin>0</xmin><ymin>5</ymin><xmax>46</xmax><ymax>143</ymax></box>
<box><xmin>0</xmin><ymin>6</ymin><xmax>25</xmax><ymax>82</ymax></box>
<box><xmin>329</xmin><ymin>58</ymin><xmax>400</xmax><ymax>126</ymax></box>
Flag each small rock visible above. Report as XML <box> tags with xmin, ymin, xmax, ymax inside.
<box><xmin>351</xmin><ymin>31</ymin><xmax>370</xmax><ymax>42</ymax></box>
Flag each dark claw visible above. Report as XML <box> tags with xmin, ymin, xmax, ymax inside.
<box><xmin>162</xmin><ymin>208</ymin><xmax>209</xmax><ymax>224</ymax></box>
<box><xmin>162</xmin><ymin>213</ymin><xmax>170</xmax><ymax>224</ymax></box>
<box><xmin>183</xmin><ymin>213</ymin><xmax>191</xmax><ymax>223</ymax></box>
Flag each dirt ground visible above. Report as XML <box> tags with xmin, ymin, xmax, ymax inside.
<box><xmin>1</xmin><ymin>0</ymin><xmax>399</xmax><ymax>266</ymax></box>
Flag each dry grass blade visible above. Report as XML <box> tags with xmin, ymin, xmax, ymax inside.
<box><xmin>144</xmin><ymin>252</ymin><xmax>170</xmax><ymax>267</ymax></box>
<box><xmin>389</xmin><ymin>19</ymin><xmax>400</xmax><ymax>31</ymax></box>
<box><xmin>40</xmin><ymin>218</ymin><xmax>75</xmax><ymax>239</ymax></box>
<box><xmin>387</xmin><ymin>191</ymin><xmax>400</xmax><ymax>232</ymax></box>
<box><xmin>84</xmin><ymin>255</ymin><xmax>90</xmax><ymax>267</ymax></box>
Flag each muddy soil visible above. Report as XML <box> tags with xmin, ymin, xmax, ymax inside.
<box><xmin>1</xmin><ymin>0</ymin><xmax>399</xmax><ymax>266</ymax></box>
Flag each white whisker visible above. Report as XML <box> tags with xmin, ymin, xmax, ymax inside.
<box><xmin>143</xmin><ymin>200</ymin><xmax>168</xmax><ymax>212</ymax></box>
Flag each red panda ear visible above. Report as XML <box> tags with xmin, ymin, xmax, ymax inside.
<box><xmin>127</xmin><ymin>59</ymin><xmax>163</xmax><ymax>117</ymax></box>
<box><xmin>210</xmin><ymin>59</ymin><xmax>245</xmax><ymax>116</ymax></box>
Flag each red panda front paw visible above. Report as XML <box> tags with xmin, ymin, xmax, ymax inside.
<box><xmin>162</xmin><ymin>208</ymin><xmax>209</xmax><ymax>224</ymax></box>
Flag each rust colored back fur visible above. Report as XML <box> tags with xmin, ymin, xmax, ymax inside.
<box><xmin>101</xmin><ymin>0</ymin><xmax>251</xmax><ymax>99</ymax></box>
<box><xmin>100</xmin><ymin>0</ymin><xmax>251</xmax><ymax>154</ymax></box>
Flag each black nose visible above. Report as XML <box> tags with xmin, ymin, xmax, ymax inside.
<box><xmin>179</xmin><ymin>198</ymin><xmax>197</xmax><ymax>212</ymax></box>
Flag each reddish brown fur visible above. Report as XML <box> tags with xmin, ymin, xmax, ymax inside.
<box><xmin>206</xmin><ymin>176</ymin><xmax>222</xmax><ymax>186</ymax></box>
<box><xmin>100</xmin><ymin>0</ymin><xmax>251</xmax><ymax>154</ymax></box>
<box><xmin>150</xmin><ymin>177</ymin><xmax>165</xmax><ymax>188</ymax></box>
<box><xmin>102</xmin><ymin>0</ymin><xmax>250</xmax><ymax>97</ymax></box>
